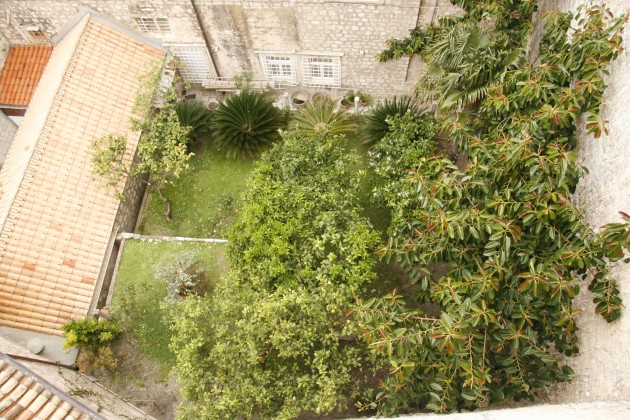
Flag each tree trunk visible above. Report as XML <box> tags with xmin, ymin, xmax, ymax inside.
<box><xmin>156</xmin><ymin>186</ymin><xmax>173</xmax><ymax>221</ymax></box>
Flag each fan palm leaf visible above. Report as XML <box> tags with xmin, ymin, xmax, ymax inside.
<box><xmin>211</xmin><ymin>91</ymin><xmax>283</xmax><ymax>158</ymax></box>
<box><xmin>291</xmin><ymin>97</ymin><xmax>356</xmax><ymax>136</ymax></box>
<box><xmin>417</xmin><ymin>20</ymin><xmax>520</xmax><ymax>112</ymax></box>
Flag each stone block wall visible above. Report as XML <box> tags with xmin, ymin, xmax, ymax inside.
<box><xmin>0</xmin><ymin>112</ymin><xmax>17</xmax><ymax>168</ymax></box>
<box><xmin>196</xmin><ymin>0</ymin><xmax>460</xmax><ymax>97</ymax></box>
<box><xmin>0</xmin><ymin>33</ymin><xmax>9</xmax><ymax>69</ymax></box>
<box><xmin>534</xmin><ymin>0</ymin><xmax>630</xmax><ymax>405</ymax></box>
<box><xmin>0</xmin><ymin>0</ymin><xmax>204</xmax><ymax>45</ymax></box>
<box><xmin>0</xmin><ymin>0</ymin><xmax>462</xmax><ymax>99</ymax></box>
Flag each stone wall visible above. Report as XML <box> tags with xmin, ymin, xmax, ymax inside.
<box><xmin>195</xmin><ymin>0</ymin><xmax>460</xmax><ymax>97</ymax></box>
<box><xmin>0</xmin><ymin>111</ymin><xmax>17</xmax><ymax>168</ymax></box>
<box><xmin>0</xmin><ymin>0</ymin><xmax>461</xmax><ymax>98</ymax></box>
<box><xmin>0</xmin><ymin>33</ymin><xmax>9</xmax><ymax>69</ymax></box>
<box><xmin>0</xmin><ymin>0</ymin><xmax>203</xmax><ymax>45</ymax></box>
<box><xmin>535</xmin><ymin>0</ymin><xmax>630</xmax><ymax>405</ymax></box>
<box><xmin>114</xmin><ymin>165</ymin><xmax>149</xmax><ymax>235</ymax></box>
<box><xmin>94</xmin><ymin>160</ymin><xmax>150</xmax><ymax>311</ymax></box>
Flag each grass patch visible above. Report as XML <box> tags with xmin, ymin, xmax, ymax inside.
<box><xmin>139</xmin><ymin>143</ymin><xmax>256</xmax><ymax>238</ymax></box>
<box><xmin>111</xmin><ymin>240</ymin><xmax>228</xmax><ymax>370</ymax></box>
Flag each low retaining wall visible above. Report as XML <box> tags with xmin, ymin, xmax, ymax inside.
<box><xmin>118</xmin><ymin>232</ymin><xmax>228</xmax><ymax>244</ymax></box>
<box><xmin>104</xmin><ymin>233</ymin><xmax>228</xmax><ymax>307</ymax></box>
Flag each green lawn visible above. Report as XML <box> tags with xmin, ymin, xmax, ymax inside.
<box><xmin>111</xmin><ymin>240</ymin><xmax>228</xmax><ymax>371</ymax></box>
<box><xmin>138</xmin><ymin>144</ymin><xmax>256</xmax><ymax>238</ymax></box>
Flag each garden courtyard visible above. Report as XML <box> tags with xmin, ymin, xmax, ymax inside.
<box><xmin>90</xmin><ymin>126</ymin><xmax>407</xmax><ymax>418</ymax></box>
<box><xmin>65</xmin><ymin>2</ymin><xmax>630</xmax><ymax>418</ymax></box>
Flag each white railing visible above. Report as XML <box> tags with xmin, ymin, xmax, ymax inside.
<box><xmin>202</xmin><ymin>77</ymin><xmax>297</xmax><ymax>90</ymax></box>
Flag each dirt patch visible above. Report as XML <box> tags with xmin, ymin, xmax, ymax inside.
<box><xmin>85</xmin><ymin>336</ymin><xmax>181</xmax><ymax>419</ymax></box>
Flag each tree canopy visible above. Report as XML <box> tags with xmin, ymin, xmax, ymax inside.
<box><xmin>91</xmin><ymin>64</ymin><xmax>193</xmax><ymax>220</ymax></box>
<box><xmin>355</xmin><ymin>1</ymin><xmax>627</xmax><ymax>415</ymax></box>
<box><xmin>169</xmin><ymin>131</ymin><xmax>380</xmax><ymax>419</ymax></box>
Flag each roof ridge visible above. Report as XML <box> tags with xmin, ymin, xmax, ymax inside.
<box><xmin>0</xmin><ymin>16</ymin><xmax>91</xmax><ymax>253</ymax></box>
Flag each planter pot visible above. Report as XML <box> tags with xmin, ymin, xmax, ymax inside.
<box><xmin>291</xmin><ymin>92</ymin><xmax>309</xmax><ymax>108</ymax></box>
<box><xmin>340</xmin><ymin>98</ymin><xmax>352</xmax><ymax>109</ymax></box>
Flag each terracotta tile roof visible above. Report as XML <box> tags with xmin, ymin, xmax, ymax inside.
<box><xmin>0</xmin><ymin>336</ymin><xmax>152</xmax><ymax>419</ymax></box>
<box><xmin>0</xmin><ymin>45</ymin><xmax>52</xmax><ymax>107</ymax></box>
<box><xmin>0</xmin><ymin>15</ymin><xmax>165</xmax><ymax>335</ymax></box>
<box><xmin>0</xmin><ymin>353</ymin><xmax>103</xmax><ymax>419</ymax></box>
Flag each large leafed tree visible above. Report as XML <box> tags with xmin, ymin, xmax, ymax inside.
<box><xmin>356</xmin><ymin>0</ymin><xmax>629</xmax><ymax>415</ymax></box>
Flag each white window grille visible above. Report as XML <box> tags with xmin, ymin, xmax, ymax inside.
<box><xmin>301</xmin><ymin>56</ymin><xmax>341</xmax><ymax>88</ymax></box>
<box><xmin>134</xmin><ymin>17</ymin><xmax>171</xmax><ymax>34</ymax></box>
<box><xmin>20</xmin><ymin>26</ymin><xmax>50</xmax><ymax>45</ymax></box>
<box><xmin>260</xmin><ymin>55</ymin><xmax>297</xmax><ymax>86</ymax></box>
<box><xmin>170</xmin><ymin>46</ymin><xmax>217</xmax><ymax>84</ymax></box>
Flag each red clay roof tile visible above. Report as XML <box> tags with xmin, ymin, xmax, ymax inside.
<box><xmin>0</xmin><ymin>17</ymin><xmax>164</xmax><ymax>336</ymax></box>
<box><xmin>0</xmin><ymin>45</ymin><xmax>52</xmax><ymax>107</ymax></box>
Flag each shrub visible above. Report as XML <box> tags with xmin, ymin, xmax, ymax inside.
<box><xmin>77</xmin><ymin>345</ymin><xmax>118</xmax><ymax>374</ymax></box>
<box><xmin>155</xmin><ymin>251</ymin><xmax>202</xmax><ymax>301</ymax></box>
<box><xmin>291</xmin><ymin>97</ymin><xmax>356</xmax><ymax>136</ymax></box>
<box><xmin>169</xmin><ymin>131</ymin><xmax>380</xmax><ymax>418</ymax></box>
<box><xmin>356</xmin><ymin>3</ymin><xmax>626</xmax><ymax>415</ymax></box>
<box><xmin>363</xmin><ymin>96</ymin><xmax>422</xmax><ymax>146</ymax></box>
<box><xmin>368</xmin><ymin>113</ymin><xmax>439</xmax><ymax>207</ymax></box>
<box><xmin>61</xmin><ymin>318</ymin><xmax>122</xmax><ymax>349</ymax></box>
<box><xmin>175</xmin><ymin>99</ymin><xmax>213</xmax><ymax>145</ymax></box>
<box><xmin>344</xmin><ymin>90</ymin><xmax>373</xmax><ymax>106</ymax></box>
<box><xmin>210</xmin><ymin>90</ymin><xmax>283</xmax><ymax>158</ymax></box>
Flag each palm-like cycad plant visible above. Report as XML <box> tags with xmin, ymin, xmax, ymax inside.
<box><xmin>211</xmin><ymin>91</ymin><xmax>283</xmax><ymax>158</ymax></box>
<box><xmin>363</xmin><ymin>96</ymin><xmax>423</xmax><ymax>146</ymax></box>
<box><xmin>175</xmin><ymin>99</ymin><xmax>213</xmax><ymax>146</ymax></box>
<box><xmin>291</xmin><ymin>97</ymin><xmax>356</xmax><ymax>136</ymax></box>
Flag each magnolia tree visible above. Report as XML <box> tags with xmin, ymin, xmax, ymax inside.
<box><xmin>355</xmin><ymin>0</ymin><xmax>629</xmax><ymax>415</ymax></box>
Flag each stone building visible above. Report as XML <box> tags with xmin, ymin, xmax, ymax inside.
<box><xmin>0</xmin><ymin>10</ymin><xmax>165</xmax><ymax>361</ymax></box>
<box><xmin>0</xmin><ymin>0</ymin><xmax>459</xmax><ymax>100</ymax></box>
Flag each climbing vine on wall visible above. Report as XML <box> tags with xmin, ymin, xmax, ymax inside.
<box><xmin>357</xmin><ymin>1</ymin><xmax>627</xmax><ymax>415</ymax></box>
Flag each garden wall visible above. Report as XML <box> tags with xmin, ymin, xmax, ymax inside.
<box><xmin>536</xmin><ymin>0</ymin><xmax>630</xmax><ymax>405</ymax></box>
<box><xmin>94</xmin><ymin>167</ymin><xmax>150</xmax><ymax>312</ymax></box>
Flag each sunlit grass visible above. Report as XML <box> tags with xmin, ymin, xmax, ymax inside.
<box><xmin>111</xmin><ymin>240</ymin><xmax>228</xmax><ymax>370</ymax></box>
<box><xmin>138</xmin><ymin>143</ymin><xmax>256</xmax><ymax>238</ymax></box>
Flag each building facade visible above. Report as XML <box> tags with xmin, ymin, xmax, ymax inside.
<box><xmin>0</xmin><ymin>0</ymin><xmax>460</xmax><ymax>99</ymax></box>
